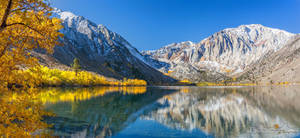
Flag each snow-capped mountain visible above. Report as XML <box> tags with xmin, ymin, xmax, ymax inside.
<box><xmin>239</xmin><ymin>34</ymin><xmax>300</xmax><ymax>83</ymax></box>
<box><xmin>34</xmin><ymin>9</ymin><xmax>175</xmax><ymax>84</ymax></box>
<box><xmin>142</xmin><ymin>24</ymin><xmax>295</xmax><ymax>82</ymax></box>
<box><xmin>55</xmin><ymin>9</ymin><xmax>146</xmax><ymax>63</ymax></box>
<box><xmin>34</xmin><ymin>9</ymin><xmax>298</xmax><ymax>83</ymax></box>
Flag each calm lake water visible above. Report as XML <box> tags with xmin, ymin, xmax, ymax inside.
<box><xmin>38</xmin><ymin>86</ymin><xmax>300</xmax><ymax>138</ymax></box>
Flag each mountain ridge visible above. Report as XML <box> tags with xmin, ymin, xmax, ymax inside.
<box><xmin>238</xmin><ymin>35</ymin><xmax>300</xmax><ymax>83</ymax></box>
<box><xmin>142</xmin><ymin>24</ymin><xmax>295</xmax><ymax>82</ymax></box>
<box><xmin>33</xmin><ymin>9</ymin><xmax>176</xmax><ymax>84</ymax></box>
<box><xmin>34</xmin><ymin>9</ymin><xmax>300</xmax><ymax>84</ymax></box>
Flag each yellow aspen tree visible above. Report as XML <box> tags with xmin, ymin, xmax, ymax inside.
<box><xmin>0</xmin><ymin>0</ymin><xmax>63</xmax><ymax>88</ymax></box>
<box><xmin>0</xmin><ymin>0</ymin><xmax>63</xmax><ymax>136</ymax></box>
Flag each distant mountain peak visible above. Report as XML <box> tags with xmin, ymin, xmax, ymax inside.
<box><xmin>142</xmin><ymin>24</ymin><xmax>295</xmax><ymax>82</ymax></box>
<box><xmin>33</xmin><ymin>8</ymin><xmax>175</xmax><ymax>84</ymax></box>
<box><xmin>223</xmin><ymin>24</ymin><xmax>294</xmax><ymax>38</ymax></box>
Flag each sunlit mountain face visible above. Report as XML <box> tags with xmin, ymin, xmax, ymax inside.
<box><xmin>39</xmin><ymin>86</ymin><xmax>300</xmax><ymax>137</ymax></box>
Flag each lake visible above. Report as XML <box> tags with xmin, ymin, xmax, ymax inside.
<box><xmin>37</xmin><ymin>86</ymin><xmax>300</xmax><ymax>138</ymax></box>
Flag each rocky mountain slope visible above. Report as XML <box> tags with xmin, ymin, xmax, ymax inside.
<box><xmin>33</xmin><ymin>9</ymin><xmax>299</xmax><ymax>84</ymax></box>
<box><xmin>33</xmin><ymin>9</ymin><xmax>175</xmax><ymax>84</ymax></box>
<box><xmin>142</xmin><ymin>24</ymin><xmax>295</xmax><ymax>82</ymax></box>
<box><xmin>239</xmin><ymin>35</ymin><xmax>300</xmax><ymax>83</ymax></box>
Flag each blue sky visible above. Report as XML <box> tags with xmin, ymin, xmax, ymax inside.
<box><xmin>51</xmin><ymin>0</ymin><xmax>300</xmax><ymax>51</ymax></box>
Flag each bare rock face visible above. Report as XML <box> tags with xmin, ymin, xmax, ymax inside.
<box><xmin>239</xmin><ymin>35</ymin><xmax>300</xmax><ymax>83</ymax></box>
<box><xmin>34</xmin><ymin>9</ymin><xmax>299</xmax><ymax>84</ymax></box>
<box><xmin>34</xmin><ymin>9</ymin><xmax>175</xmax><ymax>84</ymax></box>
<box><xmin>142</xmin><ymin>24</ymin><xmax>294</xmax><ymax>82</ymax></box>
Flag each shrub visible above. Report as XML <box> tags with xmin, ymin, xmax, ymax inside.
<box><xmin>21</xmin><ymin>66</ymin><xmax>147</xmax><ymax>86</ymax></box>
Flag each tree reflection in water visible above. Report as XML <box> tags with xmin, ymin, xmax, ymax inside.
<box><xmin>0</xmin><ymin>88</ymin><xmax>53</xmax><ymax>137</ymax></box>
<box><xmin>24</xmin><ymin>86</ymin><xmax>300</xmax><ymax>137</ymax></box>
<box><xmin>38</xmin><ymin>86</ymin><xmax>175</xmax><ymax>137</ymax></box>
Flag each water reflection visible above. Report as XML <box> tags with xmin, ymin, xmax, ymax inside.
<box><xmin>141</xmin><ymin>87</ymin><xmax>300</xmax><ymax>138</ymax></box>
<box><xmin>0</xmin><ymin>89</ymin><xmax>52</xmax><ymax>137</ymax></box>
<box><xmin>40</xmin><ymin>87</ymin><xmax>175</xmax><ymax>137</ymax></box>
<box><xmin>38</xmin><ymin>86</ymin><xmax>300</xmax><ymax>138</ymax></box>
<box><xmin>37</xmin><ymin>86</ymin><xmax>147</xmax><ymax>104</ymax></box>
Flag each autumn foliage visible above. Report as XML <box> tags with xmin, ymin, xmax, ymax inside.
<box><xmin>0</xmin><ymin>89</ymin><xmax>53</xmax><ymax>137</ymax></box>
<box><xmin>37</xmin><ymin>86</ymin><xmax>147</xmax><ymax>104</ymax></box>
<box><xmin>0</xmin><ymin>0</ymin><xmax>147</xmax><ymax>136</ymax></box>
<box><xmin>21</xmin><ymin>66</ymin><xmax>147</xmax><ymax>86</ymax></box>
<box><xmin>0</xmin><ymin>0</ymin><xmax>63</xmax><ymax>89</ymax></box>
<box><xmin>0</xmin><ymin>0</ymin><xmax>62</xmax><ymax>136</ymax></box>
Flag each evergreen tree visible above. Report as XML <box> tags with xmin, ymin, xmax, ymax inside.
<box><xmin>72</xmin><ymin>58</ymin><xmax>81</xmax><ymax>76</ymax></box>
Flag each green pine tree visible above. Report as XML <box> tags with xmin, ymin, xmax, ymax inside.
<box><xmin>72</xmin><ymin>58</ymin><xmax>81</xmax><ymax>76</ymax></box>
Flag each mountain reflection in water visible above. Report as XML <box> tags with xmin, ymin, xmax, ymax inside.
<box><xmin>39</xmin><ymin>86</ymin><xmax>300</xmax><ymax>138</ymax></box>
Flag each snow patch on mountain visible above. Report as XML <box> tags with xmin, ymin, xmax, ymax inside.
<box><xmin>52</xmin><ymin>9</ymin><xmax>149</xmax><ymax>64</ymax></box>
<box><xmin>142</xmin><ymin>24</ymin><xmax>295</xmax><ymax>81</ymax></box>
<box><xmin>45</xmin><ymin>8</ymin><xmax>175</xmax><ymax>83</ymax></box>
